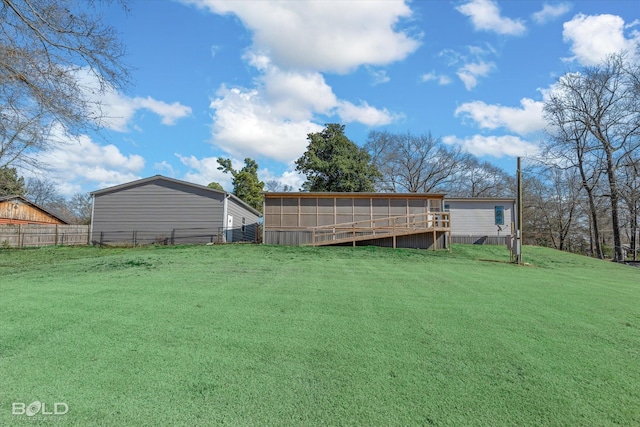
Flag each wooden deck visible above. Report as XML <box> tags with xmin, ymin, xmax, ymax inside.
<box><xmin>308</xmin><ymin>212</ymin><xmax>450</xmax><ymax>248</ymax></box>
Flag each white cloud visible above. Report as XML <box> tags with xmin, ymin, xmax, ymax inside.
<box><xmin>260</xmin><ymin>65</ymin><xmax>337</xmax><ymax>121</ymax></box>
<box><xmin>208</xmin><ymin>63</ymin><xmax>397</xmax><ymax>161</ymax></box>
<box><xmin>184</xmin><ymin>0</ymin><xmax>420</xmax><ymax>73</ymax></box>
<box><xmin>367</xmin><ymin>68</ymin><xmax>391</xmax><ymax>85</ymax></box>
<box><xmin>209</xmin><ymin>85</ymin><xmax>324</xmax><ymax>163</ymax></box>
<box><xmin>75</xmin><ymin>68</ymin><xmax>192</xmax><ymax>132</ymax></box>
<box><xmin>456</xmin><ymin>61</ymin><xmax>496</xmax><ymax>90</ymax></box>
<box><xmin>421</xmin><ymin>71</ymin><xmax>452</xmax><ymax>85</ymax></box>
<box><xmin>34</xmin><ymin>130</ymin><xmax>145</xmax><ymax>196</ymax></box>
<box><xmin>443</xmin><ymin>134</ymin><xmax>539</xmax><ymax>158</ymax></box>
<box><xmin>336</xmin><ymin>101</ymin><xmax>397</xmax><ymax>126</ymax></box>
<box><xmin>439</xmin><ymin>45</ymin><xmax>497</xmax><ymax>90</ymax></box>
<box><xmin>181</xmin><ymin>1</ymin><xmax>407</xmax><ymax>163</ymax></box>
<box><xmin>563</xmin><ymin>14</ymin><xmax>640</xmax><ymax>65</ymax></box>
<box><xmin>456</xmin><ymin>0</ymin><xmax>526</xmax><ymax>36</ymax></box>
<box><xmin>154</xmin><ymin>161</ymin><xmax>176</xmax><ymax>177</ymax></box>
<box><xmin>259</xmin><ymin>168</ymin><xmax>305</xmax><ymax>191</ymax></box>
<box><xmin>455</xmin><ymin>98</ymin><xmax>546</xmax><ymax>135</ymax></box>
<box><xmin>132</xmin><ymin>97</ymin><xmax>192</xmax><ymax>126</ymax></box>
<box><xmin>176</xmin><ymin>155</ymin><xmax>305</xmax><ymax>192</ymax></box>
<box><xmin>210</xmin><ymin>45</ymin><xmax>221</xmax><ymax>58</ymax></box>
<box><xmin>176</xmin><ymin>154</ymin><xmax>237</xmax><ymax>191</ymax></box>
<box><xmin>532</xmin><ymin>3</ymin><xmax>571</xmax><ymax>25</ymax></box>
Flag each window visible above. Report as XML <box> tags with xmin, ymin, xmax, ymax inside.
<box><xmin>495</xmin><ymin>206</ymin><xmax>504</xmax><ymax>225</ymax></box>
<box><xmin>241</xmin><ymin>217</ymin><xmax>246</xmax><ymax>233</ymax></box>
<box><xmin>444</xmin><ymin>204</ymin><xmax>450</xmax><ymax>212</ymax></box>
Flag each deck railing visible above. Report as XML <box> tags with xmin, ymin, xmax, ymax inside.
<box><xmin>309</xmin><ymin>212</ymin><xmax>450</xmax><ymax>246</ymax></box>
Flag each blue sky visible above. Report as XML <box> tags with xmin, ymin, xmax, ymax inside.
<box><xmin>32</xmin><ymin>0</ymin><xmax>640</xmax><ymax>195</ymax></box>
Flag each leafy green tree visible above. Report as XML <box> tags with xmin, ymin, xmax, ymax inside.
<box><xmin>207</xmin><ymin>182</ymin><xmax>224</xmax><ymax>191</ymax></box>
<box><xmin>295</xmin><ymin>123</ymin><xmax>379</xmax><ymax>192</ymax></box>
<box><xmin>217</xmin><ymin>158</ymin><xmax>264</xmax><ymax>212</ymax></box>
<box><xmin>0</xmin><ymin>166</ymin><xmax>26</xmax><ymax>196</ymax></box>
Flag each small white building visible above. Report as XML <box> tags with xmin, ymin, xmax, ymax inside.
<box><xmin>445</xmin><ymin>197</ymin><xmax>515</xmax><ymax>245</ymax></box>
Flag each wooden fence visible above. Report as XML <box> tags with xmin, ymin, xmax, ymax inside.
<box><xmin>0</xmin><ymin>224</ymin><xmax>89</xmax><ymax>248</ymax></box>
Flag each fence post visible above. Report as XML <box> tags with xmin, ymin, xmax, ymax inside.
<box><xmin>171</xmin><ymin>229</ymin><xmax>175</xmax><ymax>245</ymax></box>
<box><xmin>18</xmin><ymin>224</ymin><xmax>23</xmax><ymax>248</ymax></box>
<box><xmin>352</xmin><ymin>224</ymin><xmax>356</xmax><ymax>247</ymax></box>
<box><xmin>133</xmin><ymin>231</ymin><xmax>137</xmax><ymax>246</ymax></box>
<box><xmin>55</xmin><ymin>224</ymin><xmax>59</xmax><ymax>246</ymax></box>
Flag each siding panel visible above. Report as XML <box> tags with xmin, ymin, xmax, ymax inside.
<box><xmin>447</xmin><ymin>199</ymin><xmax>514</xmax><ymax>238</ymax></box>
<box><xmin>92</xmin><ymin>180</ymin><xmax>225</xmax><ymax>244</ymax></box>
<box><xmin>227</xmin><ymin>198</ymin><xmax>260</xmax><ymax>242</ymax></box>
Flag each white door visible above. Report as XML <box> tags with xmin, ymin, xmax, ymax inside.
<box><xmin>226</xmin><ymin>215</ymin><xmax>233</xmax><ymax>242</ymax></box>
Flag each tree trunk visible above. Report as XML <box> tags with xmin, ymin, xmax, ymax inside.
<box><xmin>631</xmin><ymin>206</ymin><xmax>638</xmax><ymax>261</ymax></box>
<box><xmin>578</xmin><ymin>163</ymin><xmax>603</xmax><ymax>258</ymax></box>
<box><xmin>604</xmin><ymin>150</ymin><xmax>624</xmax><ymax>261</ymax></box>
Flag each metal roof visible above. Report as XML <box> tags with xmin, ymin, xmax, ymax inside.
<box><xmin>90</xmin><ymin>175</ymin><xmax>262</xmax><ymax>216</ymax></box>
<box><xmin>445</xmin><ymin>197</ymin><xmax>515</xmax><ymax>202</ymax></box>
<box><xmin>263</xmin><ymin>192</ymin><xmax>447</xmax><ymax>199</ymax></box>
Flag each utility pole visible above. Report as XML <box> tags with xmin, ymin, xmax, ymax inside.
<box><xmin>516</xmin><ymin>157</ymin><xmax>523</xmax><ymax>264</ymax></box>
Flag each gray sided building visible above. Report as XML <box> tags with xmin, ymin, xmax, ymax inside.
<box><xmin>90</xmin><ymin>175</ymin><xmax>261</xmax><ymax>245</ymax></box>
<box><xmin>445</xmin><ymin>197</ymin><xmax>515</xmax><ymax>245</ymax></box>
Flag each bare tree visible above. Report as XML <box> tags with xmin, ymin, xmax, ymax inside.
<box><xmin>447</xmin><ymin>157</ymin><xmax>514</xmax><ymax>198</ymax></box>
<box><xmin>24</xmin><ymin>176</ymin><xmax>91</xmax><ymax>223</ymax></box>
<box><xmin>526</xmin><ymin>166</ymin><xmax>583</xmax><ymax>251</ymax></box>
<box><xmin>543</xmin><ymin>52</ymin><xmax>640</xmax><ymax>260</ymax></box>
<box><xmin>543</xmin><ymin>91</ymin><xmax>606</xmax><ymax>258</ymax></box>
<box><xmin>68</xmin><ymin>192</ymin><xmax>92</xmax><ymax>224</ymax></box>
<box><xmin>0</xmin><ymin>0</ymin><xmax>129</xmax><ymax>169</ymax></box>
<box><xmin>264</xmin><ymin>180</ymin><xmax>294</xmax><ymax>192</ymax></box>
<box><xmin>25</xmin><ymin>176</ymin><xmax>58</xmax><ymax>205</ymax></box>
<box><xmin>366</xmin><ymin>131</ymin><xmax>468</xmax><ymax>193</ymax></box>
<box><xmin>619</xmin><ymin>152</ymin><xmax>640</xmax><ymax>260</ymax></box>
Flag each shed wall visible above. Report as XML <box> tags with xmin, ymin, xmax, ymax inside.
<box><xmin>447</xmin><ymin>200</ymin><xmax>514</xmax><ymax>237</ymax></box>
<box><xmin>227</xmin><ymin>197</ymin><xmax>260</xmax><ymax>242</ymax></box>
<box><xmin>0</xmin><ymin>200</ymin><xmax>65</xmax><ymax>224</ymax></box>
<box><xmin>92</xmin><ymin>180</ymin><xmax>225</xmax><ymax>244</ymax></box>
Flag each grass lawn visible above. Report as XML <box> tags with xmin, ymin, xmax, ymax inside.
<box><xmin>1</xmin><ymin>243</ymin><xmax>639</xmax><ymax>426</ymax></box>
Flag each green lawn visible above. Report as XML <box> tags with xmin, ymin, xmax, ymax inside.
<box><xmin>1</xmin><ymin>244</ymin><xmax>639</xmax><ymax>426</ymax></box>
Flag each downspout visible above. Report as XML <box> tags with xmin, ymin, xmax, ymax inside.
<box><xmin>89</xmin><ymin>195</ymin><xmax>95</xmax><ymax>244</ymax></box>
<box><xmin>222</xmin><ymin>193</ymin><xmax>229</xmax><ymax>242</ymax></box>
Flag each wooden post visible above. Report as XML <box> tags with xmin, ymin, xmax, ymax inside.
<box><xmin>352</xmin><ymin>225</ymin><xmax>356</xmax><ymax>246</ymax></box>
<box><xmin>516</xmin><ymin>157</ymin><xmax>523</xmax><ymax>264</ymax></box>
<box><xmin>18</xmin><ymin>224</ymin><xmax>22</xmax><ymax>248</ymax></box>
<box><xmin>55</xmin><ymin>224</ymin><xmax>59</xmax><ymax>246</ymax></box>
